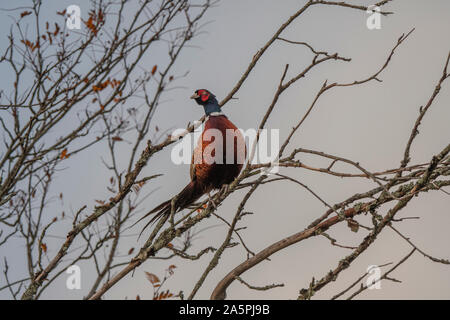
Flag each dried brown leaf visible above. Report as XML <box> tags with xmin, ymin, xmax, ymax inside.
<box><xmin>145</xmin><ymin>272</ymin><xmax>160</xmax><ymax>285</ymax></box>
<box><xmin>20</xmin><ymin>11</ymin><xmax>32</xmax><ymax>18</ymax></box>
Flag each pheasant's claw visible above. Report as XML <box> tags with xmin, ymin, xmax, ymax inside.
<box><xmin>220</xmin><ymin>184</ymin><xmax>229</xmax><ymax>195</ymax></box>
<box><xmin>207</xmin><ymin>192</ymin><xmax>217</xmax><ymax>209</ymax></box>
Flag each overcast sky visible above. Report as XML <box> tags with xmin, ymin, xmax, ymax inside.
<box><xmin>1</xmin><ymin>0</ymin><xmax>450</xmax><ymax>300</ymax></box>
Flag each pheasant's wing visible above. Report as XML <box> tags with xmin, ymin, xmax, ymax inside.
<box><xmin>190</xmin><ymin>150</ymin><xmax>196</xmax><ymax>181</ymax></box>
<box><xmin>190</xmin><ymin>131</ymin><xmax>204</xmax><ymax>181</ymax></box>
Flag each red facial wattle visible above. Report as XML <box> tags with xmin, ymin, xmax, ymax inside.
<box><xmin>201</xmin><ymin>93</ymin><xmax>210</xmax><ymax>102</ymax></box>
<box><xmin>197</xmin><ymin>90</ymin><xmax>210</xmax><ymax>102</ymax></box>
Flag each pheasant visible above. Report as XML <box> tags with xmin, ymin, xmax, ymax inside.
<box><xmin>138</xmin><ymin>89</ymin><xmax>246</xmax><ymax>234</ymax></box>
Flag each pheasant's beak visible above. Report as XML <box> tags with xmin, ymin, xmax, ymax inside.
<box><xmin>190</xmin><ymin>92</ymin><xmax>199</xmax><ymax>99</ymax></box>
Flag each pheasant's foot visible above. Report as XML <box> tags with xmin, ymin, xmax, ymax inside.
<box><xmin>220</xmin><ymin>184</ymin><xmax>230</xmax><ymax>195</ymax></box>
<box><xmin>207</xmin><ymin>192</ymin><xmax>217</xmax><ymax>209</ymax></box>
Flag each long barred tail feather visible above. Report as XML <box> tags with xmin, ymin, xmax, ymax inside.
<box><xmin>135</xmin><ymin>181</ymin><xmax>204</xmax><ymax>238</ymax></box>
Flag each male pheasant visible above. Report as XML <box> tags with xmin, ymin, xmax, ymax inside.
<box><xmin>138</xmin><ymin>89</ymin><xmax>246</xmax><ymax>234</ymax></box>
